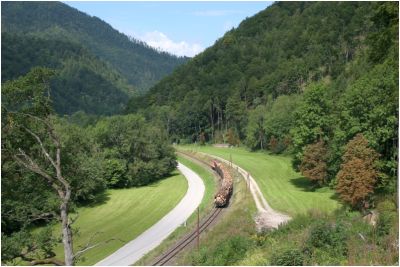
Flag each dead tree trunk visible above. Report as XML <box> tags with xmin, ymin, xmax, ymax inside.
<box><xmin>12</xmin><ymin>116</ymin><xmax>75</xmax><ymax>265</ymax></box>
<box><xmin>60</xmin><ymin>193</ymin><xmax>73</xmax><ymax>265</ymax></box>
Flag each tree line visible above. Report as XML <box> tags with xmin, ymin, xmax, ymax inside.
<box><xmin>126</xmin><ymin>2</ymin><xmax>398</xmax><ymax>209</ymax></box>
<box><xmin>1</xmin><ymin>68</ymin><xmax>176</xmax><ymax>265</ymax></box>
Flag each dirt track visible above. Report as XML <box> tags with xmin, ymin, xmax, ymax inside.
<box><xmin>198</xmin><ymin>152</ymin><xmax>291</xmax><ymax>230</ymax></box>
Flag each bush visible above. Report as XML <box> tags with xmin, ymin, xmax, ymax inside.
<box><xmin>304</xmin><ymin>221</ymin><xmax>348</xmax><ymax>265</ymax></box>
<box><xmin>191</xmin><ymin>236</ymin><xmax>252</xmax><ymax>265</ymax></box>
<box><xmin>270</xmin><ymin>248</ymin><xmax>304</xmax><ymax>266</ymax></box>
<box><xmin>376</xmin><ymin>199</ymin><xmax>397</xmax><ymax>237</ymax></box>
<box><xmin>307</xmin><ymin>222</ymin><xmax>346</xmax><ymax>254</ymax></box>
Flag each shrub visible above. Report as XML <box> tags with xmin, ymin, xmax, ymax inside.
<box><xmin>270</xmin><ymin>248</ymin><xmax>304</xmax><ymax>266</ymax></box>
<box><xmin>305</xmin><ymin>221</ymin><xmax>348</xmax><ymax>256</ymax></box>
<box><xmin>191</xmin><ymin>236</ymin><xmax>252</xmax><ymax>265</ymax></box>
<box><xmin>376</xmin><ymin>199</ymin><xmax>397</xmax><ymax>237</ymax></box>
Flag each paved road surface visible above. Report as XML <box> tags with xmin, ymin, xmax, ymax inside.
<box><xmin>96</xmin><ymin>162</ymin><xmax>205</xmax><ymax>266</ymax></box>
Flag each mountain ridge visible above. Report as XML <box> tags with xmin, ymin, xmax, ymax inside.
<box><xmin>2</xmin><ymin>1</ymin><xmax>188</xmax><ymax>114</ymax></box>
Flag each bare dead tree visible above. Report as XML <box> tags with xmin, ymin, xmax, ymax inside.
<box><xmin>11</xmin><ymin>114</ymin><xmax>74</xmax><ymax>265</ymax></box>
<box><xmin>8</xmin><ymin>113</ymin><xmax>125</xmax><ymax>266</ymax></box>
<box><xmin>73</xmin><ymin>232</ymin><xmax>125</xmax><ymax>263</ymax></box>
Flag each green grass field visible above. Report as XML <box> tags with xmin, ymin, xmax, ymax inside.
<box><xmin>53</xmin><ymin>170</ymin><xmax>187</xmax><ymax>265</ymax></box>
<box><xmin>135</xmin><ymin>154</ymin><xmax>218</xmax><ymax>265</ymax></box>
<box><xmin>177</xmin><ymin>155</ymin><xmax>216</xmax><ymax>212</ymax></box>
<box><xmin>178</xmin><ymin>145</ymin><xmax>340</xmax><ymax>215</ymax></box>
<box><xmin>178</xmin><ymin>158</ymin><xmax>257</xmax><ymax>265</ymax></box>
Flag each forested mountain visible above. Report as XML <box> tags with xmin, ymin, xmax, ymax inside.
<box><xmin>1</xmin><ymin>1</ymin><xmax>398</xmax><ymax>265</ymax></box>
<box><xmin>128</xmin><ymin>1</ymin><xmax>380</xmax><ymax>111</ymax></box>
<box><xmin>2</xmin><ymin>1</ymin><xmax>187</xmax><ymax>114</ymax></box>
<box><xmin>2</xmin><ymin>33</ymin><xmax>133</xmax><ymax>115</ymax></box>
<box><xmin>128</xmin><ymin>2</ymin><xmax>398</xmax><ymax>194</ymax></box>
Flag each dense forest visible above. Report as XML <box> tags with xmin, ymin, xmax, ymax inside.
<box><xmin>2</xmin><ymin>33</ymin><xmax>133</xmax><ymax>115</ymax></box>
<box><xmin>1</xmin><ymin>68</ymin><xmax>177</xmax><ymax>265</ymax></box>
<box><xmin>1</xmin><ymin>1</ymin><xmax>398</xmax><ymax>266</ymax></box>
<box><xmin>2</xmin><ymin>1</ymin><xmax>188</xmax><ymax>114</ymax></box>
<box><xmin>128</xmin><ymin>1</ymin><xmax>398</xmax><ymax>198</ymax></box>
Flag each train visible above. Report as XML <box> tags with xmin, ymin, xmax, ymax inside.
<box><xmin>211</xmin><ymin>160</ymin><xmax>233</xmax><ymax>207</ymax></box>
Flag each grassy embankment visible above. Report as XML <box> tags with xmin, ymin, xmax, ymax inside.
<box><xmin>176</xmin><ymin>146</ymin><xmax>397</xmax><ymax>265</ymax></box>
<box><xmin>135</xmin><ymin>154</ymin><xmax>218</xmax><ymax>265</ymax></box>
<box><xmin>176</xmin><ymin>154</ymin><xmax>258</xmax><ymax>265</ymax></box>
<box><xmin>179</xmin><ymin>145</ymin><xmax>341</xmax><ymax>215</ymax></box>
<box><xmin>53</xmin><ymin>170</ymin><xmax>187</xmax><ymax>265</ymax></box>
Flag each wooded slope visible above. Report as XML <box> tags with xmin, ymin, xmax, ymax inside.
<box><xmin>2</xmin><ymin>1</ymin><xmax>188</xmax><ymax>114</ymax></box>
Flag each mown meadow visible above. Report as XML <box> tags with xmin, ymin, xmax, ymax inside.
<box><xmin>179</xmin><ymin>145</ymin><xmax>341</xmax><ymax>215</ymax></box>
<box><xmin>50</xmin><ymin>171</ymin><xmax>187</xmax><ymax>265</ymax></box>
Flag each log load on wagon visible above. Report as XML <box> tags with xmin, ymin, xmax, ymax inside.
<box><xmin>211</xmin><ymin>160</ymin><xmax>233</xmax><ymax>207</ymax></box>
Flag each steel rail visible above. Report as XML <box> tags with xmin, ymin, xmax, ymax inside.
<box><xmin>152</xmin><ymin>208</ymin><xmax>222</xmax><ymax>266</ymax></box>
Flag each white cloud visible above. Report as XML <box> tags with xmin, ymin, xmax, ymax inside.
<box><xmin>193</xmin><ymin>9</ymin><xmax>244</xmax><ymax>17</ymax></box>
<box><xmin>138</xmin><ymin>31</ymin><xmax>204</xmax><ymax>57</ymax></box>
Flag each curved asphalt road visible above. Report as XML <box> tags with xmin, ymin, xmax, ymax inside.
<box><xmin>95</xmin><ymin>162</ymin><xmax>205</xmax><ymax>266</ymax></box>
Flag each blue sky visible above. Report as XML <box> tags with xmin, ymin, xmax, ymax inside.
<box><xmin>64</xmin><ymin>1</ymin><xmax>272</xmax><ymax>57</ymax></box>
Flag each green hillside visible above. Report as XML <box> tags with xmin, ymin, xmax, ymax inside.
<box><xmin>128</xmin><ymin>1</ymin><xmax>398</xmax><ymax>195</ymax></box>
<box><xmin>2</xmin><ymin>33</ymin><xmax>133</xmax><ymax>115</ymax></box>
<box><xmin>128</xmin><ymin>2</ymin><xmax>377</xmax><ymax>112</ymax></box>
<box><xmin>1</xmin><ymin>1</ymin><xmax>188</xmax><ymax>114</ymax></box>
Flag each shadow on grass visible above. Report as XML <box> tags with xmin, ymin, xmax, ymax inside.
<box><xmin>290</xmin><ymin>176</ymin><xmax>316</xmax><ymax>192</ymax></box>
<box><xmin>329</xmin><ymin>191</ymin><xmax>341</xmax><ymax>201</ymax></box>
<box><xmin>135</xmin><ymin>171</ymin><xmax>179</xmax><ymax>188</ymax></box>
<box><xmin>79</xmin><ymin>190</ymin><xmax>111</xmax><ymax>208</ymax></box>
<box><xmin>78</xmin><ymin>170</ymin><xmax>179</xmax><ymax>208</ymax></box>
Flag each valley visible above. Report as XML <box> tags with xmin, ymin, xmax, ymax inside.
<box><xmin>1</xmin><ymin>1</ymin><xmax>398</xmax><ymax>266</ymax></box>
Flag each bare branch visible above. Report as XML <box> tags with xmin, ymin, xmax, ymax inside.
<box><xmin>69</xmin><ymin>214</ymin><xmax>80</xmax><ymax>226</ymax></box>
<box><xmin>7</xmin><ymin>110</ymin><xmax>60</xmax><ymax>148</ymax></box>
<box><xmin>73</xmin><ymin>232</ymin><xmax>125</xmax><ymax>261</ymax></box>
<box><xmin>14</xmin><ymin>150</ymin><xmax>48</xmax><ymax>179</ymax></box>
<box><xmin>20</xmin><ymin>252</ymin><xmax>64</xmax><ymax>266</ymax></box>
<box><xmin>12</xmin><ymin>149</ymin><xmax>61</xmax><ymax>194</ymax></box>
<box><xmin>21</xmin><ymin>126</ymin><xmax>57</xmax><ymax>169</ymax></box>
<box><xmin>28</xmin><ymin>212</ymin><xmax>58</xmax><ymax>223</ymax></box>
<box><xmin>30</xmin><ymin>258</ymin><xmax>65</xmax><ymax>266</ymax></box>
<box><xmin>7</xmin><ymin>111</ymin><xmax>52</xmax><ymax>129</ymax></box>
<box><xmin>5</xmin><ymin>110</ymin><xmax>74</xmax><ymax>265</ymax></box>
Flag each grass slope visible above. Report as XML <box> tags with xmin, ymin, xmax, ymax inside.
<box><xmin>54</xmin><ymin>171</ymin><xmax>187</xmax><ymax>265</ymax></box>
<box><xmin>178</xmin><ymin>157</ymin><xmax>257</xmax><ymax>265</ymax></box>
<box><xmin>179</xmin><ymin>145</ymin><xmax>340</xmax><ymax>215</ymax></box>
<box><xmin>135</xmin><ymin>154</ymin><xmax>217</xmax><ymax>265</ymax></box>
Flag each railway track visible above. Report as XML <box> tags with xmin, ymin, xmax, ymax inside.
<box><xmin>150</xmin><ymin>150</ymin><xmax>231</xmax><ymax>266</ymax></box>
<box><xmin>177</xmin><ymin>150</ymin><xmax>213</xmax><ymax>168</ymax></box>
<box><xmin>152</xmin><ymin>207</ymin><xmax>223</xmax><ymax>266</ymax></box>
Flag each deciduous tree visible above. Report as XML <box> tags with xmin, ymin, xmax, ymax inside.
<box><xmin>300</xmin><ymin>140</ymin><xmax>328</xmax><ymax>186</ymax></box>
<box><xmin>336</xmin><ymin>134</ymin><xmax>379</xmax><ymax>209</ymax></box>
<box><xmin>245</xmin><ymin>105</ymin><xmax>267</xmax><ymax>150</ymax></box>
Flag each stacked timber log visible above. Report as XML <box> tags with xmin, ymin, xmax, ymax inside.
<box><xmin>211</xmin><ymin>160</ymin><xmax>233</xmax><ymax>207</ymax></box>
